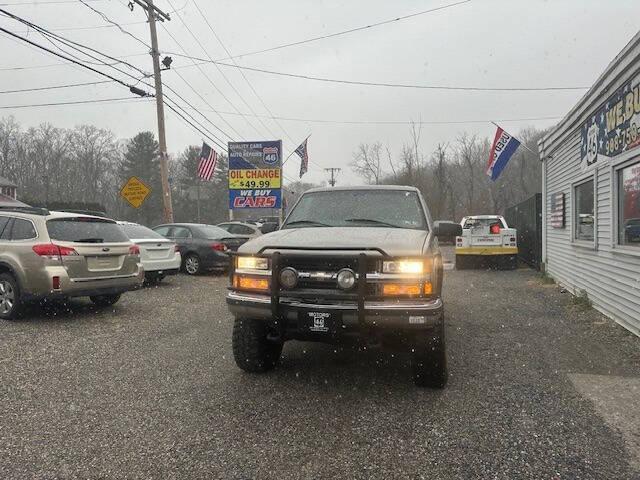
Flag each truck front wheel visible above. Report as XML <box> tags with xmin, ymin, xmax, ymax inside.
<box><xmin>232</xmin><ymin>318</ymin><xmax>283</xmax><ymax>373</ymax></box>
<box><xmin>412</xmin><ymin>321</ymin><xmax>448</xmax><ymax>388</ymax></box>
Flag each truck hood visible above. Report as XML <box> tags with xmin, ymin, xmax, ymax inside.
<box><xmin>239</xmin><ymin>227</ymin><xmax>430</xmax><ymax>257</ymax></box>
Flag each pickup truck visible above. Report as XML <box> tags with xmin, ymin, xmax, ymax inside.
<box><xmin>455</xmin><ymin>215</ymin><xmax>518</xmax><ymax>269</ymax></box>
<box><xmin>226</xmin><ymin>185</ymin><xmax>462</xmax><ymax>387</ymax></box>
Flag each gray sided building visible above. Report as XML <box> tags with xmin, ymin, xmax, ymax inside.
<box><xmin>539</xmin><ymin>33</ymin><xmax>640</xmax><ymax>336</ymax></box>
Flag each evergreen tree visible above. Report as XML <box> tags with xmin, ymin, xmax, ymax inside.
<box><xmin>120</xmin><ymin>131</ymin><xmax>162</xmax><ymax>226</ymax></box>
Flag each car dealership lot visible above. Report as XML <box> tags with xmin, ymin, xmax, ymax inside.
<box><xmin>1</xmin><ymin>261</ymin><xmax>639</xmax><ymax>479</ymax></box>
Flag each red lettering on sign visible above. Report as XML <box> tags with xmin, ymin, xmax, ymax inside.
<box><xmin>233</xmin><ymin>195</ymin><xmax>277</xmax><ymax>208</ymax></box>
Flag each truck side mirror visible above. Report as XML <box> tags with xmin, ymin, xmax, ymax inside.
<box><xmin>434</xmin><ymin>222</ymin><xmax>462</xmax><ymax>238</ymax></box>
<box><xmin>260</xmin><ymin>222</ymin><xmax>278</xmax><ymax>234</ymax></box>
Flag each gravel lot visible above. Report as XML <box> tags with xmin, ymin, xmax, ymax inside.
<box><xmin>1</xmin><ymin>258</ymin><xmax>639</xmax><ymax>479</ymax></box>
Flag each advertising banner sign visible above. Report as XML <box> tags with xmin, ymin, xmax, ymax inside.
<box><xmin>228</xmin><ymin>141</ymin><xmax>282</xmax><ymax>209</ymax></box>
<box><xmin>580</xmin><ymin>75</ymin><xmax>640</xmax><ymax>171</ymax></box>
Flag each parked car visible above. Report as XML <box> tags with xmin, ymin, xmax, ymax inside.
<box><xmin>623</xmin><ymin>218</ymin><xmax>640</xmax><ymax>243</ymax></box>
<box><xmin>456</xmin><ymin>215</ymin><xmax>518</xmax><ymax>269</ymax></box>
<box><xmin>217</xmin><ymin>221</ymin><xmax>262</xmax><ymax>238</ymax></box>
<box><xmin>226</xmin><ymin>185</ymin><xmax>462</xmax><ymax>387</ymax></box>
<box><xmin>152</xmin><ymin>223</ymin><xmax>249</xmax><ymax>275</ymax></box>
<box><xmin>0</xmin><ymin>206</ymin><xmax>144</xmax><ymax>320</ymax></box>
<box><xmin>117</xmin><ymin>221</ymin><xmax>181</xmax><ymax>284</ymax></box>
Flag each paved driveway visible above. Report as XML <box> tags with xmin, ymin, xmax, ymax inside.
<box><xmin>1</xmin><ymin>261</ymin><xmax>638</xmax><ymax>479</ymax></box>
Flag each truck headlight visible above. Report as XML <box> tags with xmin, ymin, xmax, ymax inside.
<box><xmin>382</xmin><ymin>260</ymin><xmax>426</xmax><ymax>274</ymax></box>
<box><xmin>236</xmin><ymin>256</ymin><xmax>269</xmax><ymax>270</ymax></box>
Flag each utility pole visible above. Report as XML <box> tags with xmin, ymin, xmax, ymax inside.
<box><xmin>324</xmin><ymin>167</ymin><xmax>341</xmax><ymax>187</ymax></box>
<box><xmin>135</xmin><ymin>0</ymin><xmax>174</xmax><ymax>222</ymax></box>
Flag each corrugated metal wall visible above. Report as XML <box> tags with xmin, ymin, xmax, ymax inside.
<box><xmin>545</xmin><ymin>135</ymin><xmax>640</xmax><ymax>336</ymax></box>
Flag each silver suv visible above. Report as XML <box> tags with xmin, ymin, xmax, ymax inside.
<box><xmin>0</xmin><ymin>207</ymin><xmax>144</xmax><ymax>320</ymax></box>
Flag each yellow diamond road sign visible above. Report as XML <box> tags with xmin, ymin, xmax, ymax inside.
<box><xmin>120</xmin><ymin>176</ymin><xmax>151</xmax><ymax>209</ymax></box>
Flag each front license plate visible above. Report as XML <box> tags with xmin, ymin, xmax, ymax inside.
<box><xmin>299</xmin><ymin>310</ymin><xmax>339</xmax><ymax>334</ymax></box>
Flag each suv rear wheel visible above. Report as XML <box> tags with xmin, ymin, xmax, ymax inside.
<box><xmin>232</xmin><ymin>318</ymin><xmax>283</xmax><ymax>373</ymax></box>
<box><xmin>90</xmin><ymin>294</ymin><xmax>121</xmax><ymax>307</ymax></box>
<box><xmin>0</xmin><ymin>273</ymin><xmax>22</xmax><ymax>320</ymax></box>
<box><xmin>412</xmin><ymin>321</ymin><xmax>448</xmax><ymax>388</ymax></box>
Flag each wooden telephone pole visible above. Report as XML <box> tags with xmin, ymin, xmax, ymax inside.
<box><xmin>324</xmin><ymin>167</ymin><xmax>341</xmax><ymax>187</ymax></box>
<box><xmin>134</xmin><ymin>0</ymin><xmax>174</xmax><ymax>222</ymax></box>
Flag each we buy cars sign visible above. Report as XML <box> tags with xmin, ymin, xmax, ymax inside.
<box><xmin>228</xmin><ymin>141</ymin><xmax>282</xmax><ymax>209</ymax></box>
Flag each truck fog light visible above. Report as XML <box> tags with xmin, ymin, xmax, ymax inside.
<box><xmin>336</xmin><ymin>268</ymin><xmax>356</xmax><ymax>290</ymax></box>
<box><xmin>279</xmin><ymin>268</ymin><xmax>298</xmax><ymax>289</ymax></box>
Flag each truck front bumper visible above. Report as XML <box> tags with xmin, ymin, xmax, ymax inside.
<box><xmin>226</xmin><ymin>291</ymin><xmax>443</xmax><ymax>332</ymax></box>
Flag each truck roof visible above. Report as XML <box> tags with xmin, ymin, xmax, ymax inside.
<box><xmin>305</xmin><ymin>185</ymin><xmax>420</xmax><ymax>194</ymax></box>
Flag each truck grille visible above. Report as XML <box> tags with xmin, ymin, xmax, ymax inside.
<box><xmin>276</xmin><ymin>254</ymin><xmax>380</xmax><ymax>296</ymax></box>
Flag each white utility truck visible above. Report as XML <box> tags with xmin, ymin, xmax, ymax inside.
<box><xmin>455</xmin><ymin>215</ymin><xmax>518</xmax><ymax>269</ymax></box>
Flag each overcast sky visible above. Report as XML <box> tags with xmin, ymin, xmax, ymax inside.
<box><xmin>1</xmin><ymin>0</ymin><xmax>639</xmax><ymax>185</ymax></box>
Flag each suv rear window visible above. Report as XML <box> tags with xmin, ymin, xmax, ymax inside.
<box><xmin>47</xmin><ymin>217</ymin><xmax>129</xmax><ymax>243</ymax></box>
<box><xmin>11</xmin><ymin>218</ymin><xmax>37</xmax><ymax>240</ymax></box>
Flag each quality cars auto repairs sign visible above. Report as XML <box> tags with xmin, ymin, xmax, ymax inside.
<box><xmin>581</xmin><ymin>75</ymin><xmax>640</xmax><ymax>171</ymax></box>
<box><xmin>228</xmin><ymin>141</ymin><xmax>282</xmax><ymax>209</ymax></box>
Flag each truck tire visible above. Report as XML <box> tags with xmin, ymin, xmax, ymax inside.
<box><xmin>233</xmin><ymin>318</ymin><xmax>283</xmax><ymax>373</ymax></box>
<box><xmin>412</xmin><ymin>321</ymin><xmax>448</xmax><ymax>388</ymax></box>
<box><xmin>0</xmin><ymin>273</ymin><xmax>23</xmax><ymax>320</ymax></box>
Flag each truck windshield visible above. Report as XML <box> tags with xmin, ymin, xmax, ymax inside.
<box><xmin>283</xmin><ymin>190</ymin><xmax>427</xmax><ymax>230</ymax></box>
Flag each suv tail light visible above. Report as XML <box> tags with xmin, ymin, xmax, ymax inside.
<box><xmin>32</xmin><ymin>244</ymin><xmax>78</xmax><ymax>257</ymax></box>
<box><xmin>128</xmin><ymin>245</ymin><xmax>140</xmax><ymax>255</ymax></box>
<box><xmin>174</xmin><ymin>245</ymin><xmax>180</xmax><ymax>253</ymax></box>
<box><xmin>211</xmin><ymin>242</ymin><xmax>227</xmax><ymax>252</ymax></box>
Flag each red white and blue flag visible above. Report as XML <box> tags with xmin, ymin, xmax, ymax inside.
<box><xmin>486</xmin><ymin>126</ymin><xmax>521</xmax><ymax>181</ymax></box>
<box><xmin>197</xmin><ymin>142</ymin><xmax>218</xmax><ymax>181</ymax></box>
<box><xmin>294</xmin><ymin>138</ymin><xmax>309</xmax><ymax>178</ymax></box>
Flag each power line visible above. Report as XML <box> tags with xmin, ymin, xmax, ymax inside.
<box><xmin>190</xmin><ymin>1</ymin><xmax>298</xmax><ymax>148</ymax></box>
<box><xmin>1</xmin><ymin>9</ymin><xmax>233</xmax><ymax>150</ymax></box>
<box><xmin>217</xmin><ymin>0</ymin><xmax>472</xmax><ymax>62</ymax></box>
<box><xmin>163</xmin><ymin>99</ymin><xmax>226</xmax><ymax>150</ymax></box>
<box><xmin>78</xmin><ymin>0</ymin><xmax>150</xmax><ymax>49</ymax></box>
<box><xmin>183</xmin><ymin>106</ymin><xmax>564</xmax><ymax>126</ymax></box>
<box><xmin>0</xmin><ymin>50</ymin><xmax>147</xmax><ymax>71</ymax></box>
<box><xmin>0</xmin><ymin>0</ymin><xmax>104</xmax><ymax>5</ymax></box>
<box><xmin>0</xmin><ymin>8</ymin><xmax>151</xmax><ymax>83</ymax></box>
<box><xmin>170</xmin><ymin>56</ymin><xmax>591</xmax><ymax>92</ymax></box>
<box><xmin>157</xmin><ymin>22</ymin><xmax>244</xmax><ymax>140</ymax></box>
<box><xmin>165</xmin><ymin>0</ymin><xmax>273</xmax><ymax>139</ymax></box>
<box><xmin>160</xmin><ymin>90</ymin><xmax>231</xmax><ymax>147</ymax></box>
<box><xmin>0</xmin><ymin>25</ymin><xmax>152</xmax><ymax>94</ymax></box>
<box><xmin>0</xmin><ymin>96</ymin><xmax>149</xmax><ymax>109</ymax></box>
<box><xmin>0</xmin><ymin>80</ymin><xmax>110</xmax><ymax>94</ymax></box>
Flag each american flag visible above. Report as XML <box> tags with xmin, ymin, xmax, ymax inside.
<box><xmin>197</xmin><ymin>142</ymin><xmax>217</xmax><ymax>181</ymax></box>
<box><xmin>295</xmin><ymin>138</ymin><xmax>309</xmax><ymax>178</ymax></box>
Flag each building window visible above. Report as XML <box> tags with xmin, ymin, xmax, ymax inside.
<box><xmin>618</xmin><ymin>161</ymin><xmax>640</xmax><ymax>247</ymax></box>
<box><xmin>574</xmin><ymin>179</ymin><xmax>594</xmax><ymax>241</ymax></box>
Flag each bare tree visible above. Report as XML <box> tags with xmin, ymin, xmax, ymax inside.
<box><xmin>351</xmin><ymin>142</ymin><xmax>384</xmax><ymax>184</ymax></box>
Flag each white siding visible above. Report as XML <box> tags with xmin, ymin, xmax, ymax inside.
<box><xmin>540</xmin><ymin>38</ymin><xmax>640</xmax><ymax>336</ymax></box>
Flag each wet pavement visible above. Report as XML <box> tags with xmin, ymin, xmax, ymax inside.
<box><xmin>1</xmin><ymin>255</ymin><xmax>639</xmax><ymax>479</ymax></box>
